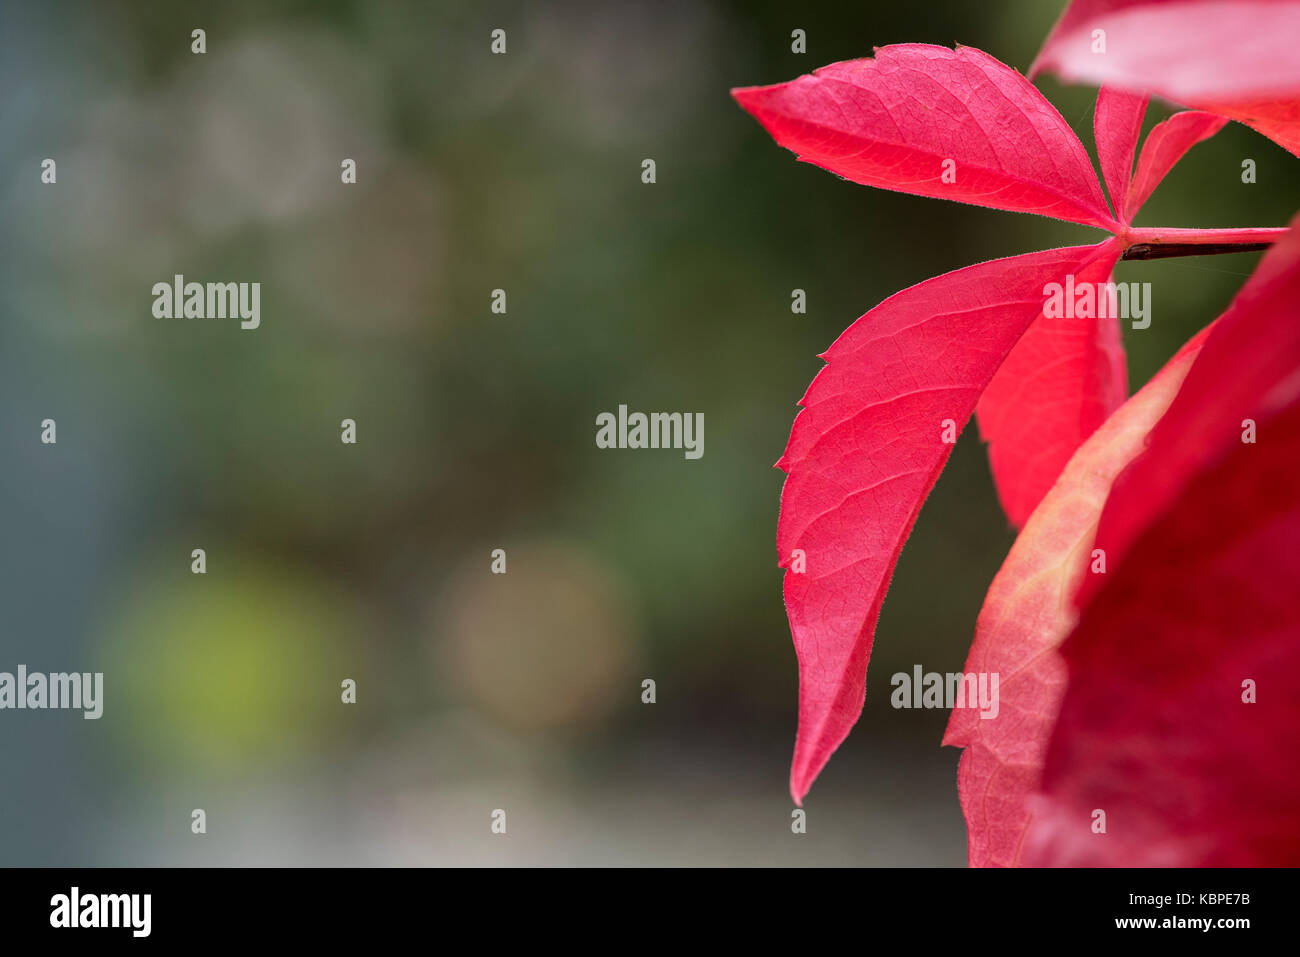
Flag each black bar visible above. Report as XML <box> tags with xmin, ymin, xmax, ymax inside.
<box><xmin>0</xmin><ymin>867</ymin><xmax>1282</xmax><ymax>943</ymax></box>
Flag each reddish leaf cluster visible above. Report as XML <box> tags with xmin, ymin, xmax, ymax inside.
<box><xmin>735</xmin><ymin>0</ymin><xmax>1300</xmax><ymax>865</ymax></box>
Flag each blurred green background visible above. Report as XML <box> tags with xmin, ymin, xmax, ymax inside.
<box><xmin>1</xmin><ymin>0</ymin><xmax>1295</xmax><ymax>865</ymax></box>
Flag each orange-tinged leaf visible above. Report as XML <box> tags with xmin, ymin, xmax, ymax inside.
<box><xmin>944</xmin><ymin>323</ymin><xmax>1210</xmax><ymax>865</ymax></box>
<box><xmin>1021</xmin><ymin>208</ymin><xmax>1300</xmax><ymax>867</ymax></box>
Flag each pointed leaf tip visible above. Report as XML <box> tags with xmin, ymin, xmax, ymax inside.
<box><xmin>731</xmin><ymin>45</ymin><xmax>1116</xmax><ymax>228</ymax></box>
<box><xmin>779</xmin><ymin>242</ymin><xmax>1119</xmax><ymax>800</ymax></box>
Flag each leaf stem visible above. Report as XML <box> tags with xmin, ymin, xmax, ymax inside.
<box><xmin>1119</xmin><ymin>226</ymin><xmax>1289</xmax><ymax>261</ymax></box>
<box><xmin>1122</xmin><ymin>242</ymin><xmax>1274</xmax><ymax>261</ymax></box>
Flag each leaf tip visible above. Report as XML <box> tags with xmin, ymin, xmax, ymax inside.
<box><xmin>729</xmin><ymin>84</ymin><xmax>769</xmax><ymax>116</ymax></box>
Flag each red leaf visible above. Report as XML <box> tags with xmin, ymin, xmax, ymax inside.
<box><xmin>1125</xmin><ymin>110</ymin><xmax>1227</xmax><ymax>220</ymax></box>
<box><xmin>1093</xmin><ymin>86</ymin><xmax>1148</xmax><ymax>223</ymax></box>
<box><xmin>1079</xmin><ymin>214</ymin><xmax>1299</xmax><ymax>607</ymax></box>
<box><xmin>974</xmin><ymin>243</ymin><xmax>1126</xmax><ymax>528</ymax></box>
<box><xmin>1023</xmin><ymin>397</ymin><xmax>1300</xmax><ymax>866</ymax></box>
<box><xmin>1032</xmin><ymin>0</ymin><xmax>1300</xmax><ymax>156</ymax></box>
<box><xmin>944</xmin><ymin>324</ymin><xmax>1210</xmax><ymax>866</ymax></box>
<box><xmin>732</xmin><ymin>45</ymin><xmax>1117</xmax><ymax>229</ymax></box>
<box><xmin>776</xmin><ymin>242</ymin><xmax>1119</xmax><ymax>803</ymax></box>
<box><xmin>1023</xmin><ymin>217</ymin><xmax>1300</xmax><ymax>866</ymax></box>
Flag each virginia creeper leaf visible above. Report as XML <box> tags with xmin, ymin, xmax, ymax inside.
<box><xmin>1023</xmin><ymin>396</ymin><xmax>1300</xmax><ymax>866</ymax></box>
<box><xmin>974</xmin><ymin>244</ymin><xmax>1127</xmax><ymax>528</ymax></box>
<box><xmin>1209</xmin><ymin>96</ymin><xmax>1300</xmax><ymax>157</ymax></box>
<box><xmin>1022</xmin><ymin>217</ymin><xmax>1300</xmax><ymax>865</ymax></box>
<box><xmin>1079</xmin><ymin>213</ymin><xmax>1299</xmax><ymax>607</ymax></box>
<box><xmin>1125</xmin><ymin>110</ymin><xmax>1227</xmax><ymax>219</ymax></box>
<box><xmin>1093</xmin><ymin>86</ymin><xmax>1148</xmax><ymax>223</ymax></box>
<box><xmin>732</xmin><ymin>45</ymin><xmax>1117</xmax><ymax>229</ymax></box>
<box><xmin>777</xmin><ymin>241</ymin><xmax>1119</xmax><ymax>803</ymax></box>
<box><xmin>1033</xmin><ymin>0</ymin><xmax>1300</xmax><ymax>156</ymax></box>
<box><xmin>944</xmin><ymin>323</ymin><xmax>1210</xmax><ymax>866</ymax></box>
